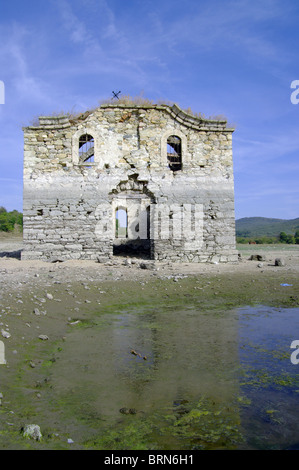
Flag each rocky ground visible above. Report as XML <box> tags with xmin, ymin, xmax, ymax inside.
<box><xmin>1</xmin><ymin>237</ymin><xmax>299</xmax><ymax>318</ymax></box>
<box><xmin>1</xmin><ymin>235</ymin><xmax>299</xmax><ymax>284</ymax></box>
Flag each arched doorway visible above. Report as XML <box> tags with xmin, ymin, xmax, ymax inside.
<box><xmin>110</xmin><ymin>177</ymin><xmax>154</xmax><ymax>259</ymax></box>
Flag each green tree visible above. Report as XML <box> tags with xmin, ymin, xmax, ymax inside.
<box><xmin>286</xmin><ymin>234</ymin><xmax>295</xmax><ymax>244</ymax></box>
<box><xmin>0</xmin><ymin>208</ymin><xmax>23</xmax><ymax>232</ymax></box>
<box><xmin>236</xmin><ymin>237</ymin><xmax>247</xmax><ymax>244</ymax></box>
<box><xmin>16</xmin><ymin>212</ymin><xmax>23</xmax><ymax>227</ymax></box>
<box><xmin>279</xmin><ymin>231</ymin><xmax>288</xmax><ymax>243</ymax></box>
<box><xmin>0</xmin><ymin>213</ymin><xmax>12</xmax><ymax>232</ymax></box>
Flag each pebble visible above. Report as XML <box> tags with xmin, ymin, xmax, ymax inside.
<box><xmin>275</xmin><ymin>258</ymin><xmax>285</xmax><ymax>266</ymax></box>
<box><xmin>38</xmin><ymin>335</ymin><xmax>49</xmax><ymax>341</ymax></box>
<box><xmin>1</xmin><ymin>329</ymin><xmax>11</xmax><ymax>339</ymax></box>
<box><xmin>22</xmin><ymin>424</ymin><xmax>42</xmax><ymax>441</ymax></box>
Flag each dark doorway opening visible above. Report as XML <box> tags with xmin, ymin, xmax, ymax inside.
<box><xmin>113</xmin><ymin>205</ymin><xmax>151</xmax><ymax>259</ymax></box>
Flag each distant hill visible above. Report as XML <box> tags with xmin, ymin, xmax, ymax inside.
<box><xmin>235</xmin><ymin>217</ymin><xmax>299</xmax><ymax>238</ymax></box>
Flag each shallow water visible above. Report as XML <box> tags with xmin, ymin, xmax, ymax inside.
<box><xmin>237</xmin><ymin>306</ymin><xmax>299</xmax><ymax>449</ymax></box>
<box><xmin>1</xmin><ymin>292</ymin><xmax>299</xmax><ymax>450</ymax></box>
<box><xmin>39</xmin><ymin>304</ymin><xmax>299</xmax><ymax>450</ymax></box>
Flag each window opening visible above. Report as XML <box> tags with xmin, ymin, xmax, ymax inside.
<box><xmin>115</xmin><ymin>208</ymin><xmax>128</xmax><ymax>238</ymax></box>
<box><xmin>79</xmin><ymin>134</ymin><xmax>94</xmax><ymax>163</ymax></box>
<box><xmin>167</xmin><ymin>135</ymin><xmax>182</xmax><ymax>171</ymax></box>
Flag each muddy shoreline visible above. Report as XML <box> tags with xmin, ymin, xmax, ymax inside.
<box><xmin>1</xmin><ymin>237</ymin><xmax>299</xmax><ymax>286</ymax></box>
<box><xmin>1</xmin><ymin>240</ymin><xmax>299</xmax><ymax>314</ymax></box>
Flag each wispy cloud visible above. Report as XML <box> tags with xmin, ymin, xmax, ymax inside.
<box><xmin>138</xmin><ymin>0</ymin><xmax>296</xmax><ymax>69</ymax></box>
<box><xmin>0</xmin><ymin>23</ymin><xmax>53</xmax><ymax>105</ymax></box>
<box><xmin>45</xmin><ymin>0</ymin><xmax>298</xmax><ymax>103</ymax></box>
<box><xmin>55</xmin><ymin>0</ymin><xmax>103</xmax><ymax>56</ymax></box>
<box><xmin>0</xmin><ymin>0</ymin><xmax>298</xmax><ymax>217</ymax></box>
<box><xmin>234</xmin><ymin>129</ymin><xmax>299</xmax><ymax>173</ymax></box>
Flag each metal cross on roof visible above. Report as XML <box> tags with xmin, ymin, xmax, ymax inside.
<box><xmin>112</xmin><ymin>90</ymin><xmax>121</xmax><ymax>100</ymax></box>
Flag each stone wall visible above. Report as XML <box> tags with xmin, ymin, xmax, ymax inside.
<box><xmin>22</xmin><ymin>103</ymin><xmax>238</xmax><ymax>263</ymax></box>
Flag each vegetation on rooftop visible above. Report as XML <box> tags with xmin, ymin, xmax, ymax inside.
<box><xmin>28</xmin><ymin>92</ymin><xmax>232</xmax><ymax>126</ymax></box>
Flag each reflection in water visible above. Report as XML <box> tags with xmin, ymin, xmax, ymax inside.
<box><xmin>51</xmin><ymin>305</ymin><xmax>299</xmax><ymax>449</ymax></box>
<box><xmin>110</xmin><ymin>308</ymin><xmax>240</xmax><ymax>413</ymax></box>
<box><xmin>238</xmin><ymin>306</ymin><xmax>299</xmax><ymax>450</ymax></box>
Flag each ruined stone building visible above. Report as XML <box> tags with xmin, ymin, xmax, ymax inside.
<box><xmin>22</xmin><ymin>102</ymin><xmax>238</xmax><ymax>263</ymax></box>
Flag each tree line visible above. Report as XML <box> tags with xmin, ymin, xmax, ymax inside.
<box><xmin>0</xmin><ymin>207</ymin><xmax>23</xmax><ymax>232</ymax></box>
<box><xmin>237</xmin><ymin>231</ymin><xmax>299</xmax><ymax>245</ymax></box>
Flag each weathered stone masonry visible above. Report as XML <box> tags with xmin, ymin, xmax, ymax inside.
<box><xmin>22</xmin><ymin>103</ymin><xmax>238</xmax><ymax>262</ymax></box>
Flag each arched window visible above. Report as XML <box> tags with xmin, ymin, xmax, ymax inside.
<box><xmin>115</xmin><ymin>208</ymin><xmax>128</xmax><ymax>238</ymax></box>
<box><xmin>79</xmin><ymin>134</ymin><xmax>94</xmax><ymax>163</ymax></box>
<box><xmin>167</xmin><ymin>135</ymin><xmax>182</xmax><ymax>171</ymax></box>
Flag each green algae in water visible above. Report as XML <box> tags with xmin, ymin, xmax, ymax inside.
<box><xmin>1</xmin><ymin>291</ymin><xmax>299</xmax><ymax>450</ymax></box>
<box><xmin>35</xmin><ymin>305</ymin><xmax>242</xmax><ymax>450</ymax></box>
<box><xmin>237</xmin><ymin>306</ymin><xmax>299</xmax><ymax>450</ymax></box>
<box><xmin>84</xmin><ymin>396</ymin><xmax>243</xmax><ymax>450</ymax></box>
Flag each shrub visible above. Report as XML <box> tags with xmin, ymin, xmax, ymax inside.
<box><xmin>0</xmin><ymin>208</ymin><xmax>23</xmax><ymax>232</ymax></box>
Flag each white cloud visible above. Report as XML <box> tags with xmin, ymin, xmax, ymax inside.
<box><xmin>233</xmin><ymin>130</ymin><xmax>299</xmax><ymax>174</ymax></box>
<box><xmin>0</xmin><ymin>0</ymin><xmax>298</xmax><ymax>219</ymax></box>
<box><xmin>0</xmin><ymin>23</ymin><xmax>53</xmax><ymax>105</ymax></box>
<box><xmin>56</xmin><ymin>0</ymin><xmax>103</xmax><ymax>54</ymax></box>
<box><xmin>140</xmin><ymin>0</ymin><xmax>295</xmax><ymax>69</ymax></box>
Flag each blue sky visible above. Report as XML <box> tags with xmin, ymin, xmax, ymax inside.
<box><xmin>0</xmin><ymin>0</ymin><xmax>299</xmax><ymax>220</ymax></box>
